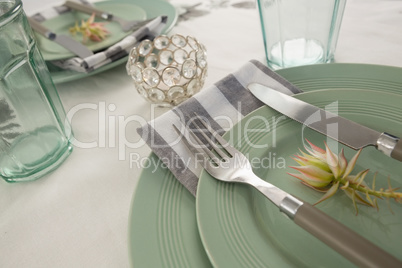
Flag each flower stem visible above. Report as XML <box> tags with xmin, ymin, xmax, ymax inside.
<box><xmin>336</xmin><ymin>176</ymin><xmax>402</xmax><ymax>201</ymax></box>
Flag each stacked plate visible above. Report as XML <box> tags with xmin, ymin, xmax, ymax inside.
<box><xmin>34</xmin><ymin>0</ymin><xmax>178</xmax><ymax>84</ymax></box>
<box><xmin>130</xmin><ymin>64</ymin><xmax>402</xmax><ymax>267</ymax></box>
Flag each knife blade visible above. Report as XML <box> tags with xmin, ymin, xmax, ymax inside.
<box><xmin>248</xmin><ymin>82</ymin><xmax>402</xmax><ymax>162</ymax></box>
<box><xmin>64</xmin><ymin>0</ymin><xmax>140</xmax><ymax>32</ymax></box>
<box><xmin>28</xmin><ymin>17</ymin><xmax>93</xmax><ymax>59</ymax></box>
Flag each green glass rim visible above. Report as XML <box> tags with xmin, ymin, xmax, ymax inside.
<box><xmin>0</xmin><ymin>0</ymin><xmax>22</xmax><ymax>26</ymax></box>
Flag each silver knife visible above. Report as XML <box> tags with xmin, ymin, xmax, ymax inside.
<box><xmin>28</xmin><ymin>17</ymin><xmax>93</xmax><ymax>59</ymax></box>
<box><xmin>248</xmin><ymin>82</ymin><xmax>402</xmax><ymax>162</ymax></box>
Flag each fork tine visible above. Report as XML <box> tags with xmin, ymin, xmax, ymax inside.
<box><xmin>186</xmin><ymin>124</ymin><xmax>218</xmax><ymax>161</ymax></box>
<box><xmin>173</xmin><ymin>123</ymin><xmax>218</xmax><ymax>165</ymax></box>
<box><xmin>194</xmin><ymin>114</ymin><xmax>237</xmax><ymax>156</ymax></box>
<box><xmin>192</xmin><ymin>120</ymin><xmax>229</xmax><ymax>159</ymax></box>
<box><xmin>172</xmin><ymin>124</ymin><xmax>205</xmax><ymax>157</ymax></box>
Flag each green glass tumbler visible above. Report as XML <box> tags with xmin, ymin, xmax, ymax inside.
<box><xmin>257</xmin><ymin>0</ymin><xmax>346</xmax><ymax>69</ymax></box>
<box><xmin>0</xmin><ymin>0</ymin><xmax>73</xmax><ymax>182</ymax></box>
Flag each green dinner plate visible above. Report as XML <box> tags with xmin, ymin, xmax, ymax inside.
<box><xmin>48</xmin><ymin>0</ymin><xmax>178</xmax><ymax>84</ymax></box>
<box><xmin>196</xmin><ymin>89</ymin><xmax>402</xmax><ymax>267</ymax></box>
<box><xmin>129</xmin><ymin>63</ymin><xmax>402</xmax><ymax>268</ymax></box>
<box><xmin>129</xmin><ymin>154</ymin><xmax>212</xmax><ymax>267</ymax></box>
<box><xmin>37</xmin><ymin>2</ymin><xmax>146</xmax><ymax>61</ymax></box>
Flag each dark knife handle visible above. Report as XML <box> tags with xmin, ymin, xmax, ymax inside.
<box><xmin>294</xmin><ymin>202</ymin><xmax>402</xmax><ymax>267</ymax></box>
<box><xmin>391</xmin><ymin>139</ymin><xmax>402</xmax><ymax>161</ymax></box>
<box><xmin>65</xmin><ymin>0</ymin><xmax>112</xmax><ymax>21</ymax></box>
<box><xmin>27</xmin><ymin>17</ymin><xmax>54</xmax><ymax>39</ymax></box>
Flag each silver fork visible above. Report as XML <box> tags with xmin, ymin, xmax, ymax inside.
<box><xmin>173</xmin><ymin>115</ymin><xmax>402</xmax><ymax>268</ymax></box>
<box><xmin>65</xmin><ymin>0</ymin><xmax>147</xmax><ymax>32</ymax></box>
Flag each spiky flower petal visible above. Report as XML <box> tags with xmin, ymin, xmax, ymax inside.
<box><xmin>69</xmin><ymin>13</ymin><xmax>109</xmax><ymax>43</ymax></box>
<box><xmin>288</xmin><ymin>140</ymin><xmax>402</xmax><ymax>214</ymax></box>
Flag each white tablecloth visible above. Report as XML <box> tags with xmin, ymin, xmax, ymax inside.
<box><xmin>1</xmin><ymin>0</ymin><xmax>402</xmax><ymax>267</ymax></box>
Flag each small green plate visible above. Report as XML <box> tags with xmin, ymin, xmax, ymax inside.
<box><xmin>37</xmin><ymin>2</ymin><xmax>146</xmax><ymax>61</ymax></box>
<box><xmin>196</xmin><ymin>89</ymin><xmax>402</xmax><ymax>267</ymax></box>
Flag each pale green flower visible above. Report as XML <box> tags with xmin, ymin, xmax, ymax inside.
<box><xmin>69</xmin><ymin>13</ymin><xmax>109</xmax><ymax>43</ymax></box>
<box><xmin>288</xmin><ymin>140</ymin><xmax>402</xmax><ymax>214</ymax></box>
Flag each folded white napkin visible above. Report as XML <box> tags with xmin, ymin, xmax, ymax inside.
<box><xmin>138</xmin><ymin>59</ymin><xmax>303</xmax><ymax>196</ymax></box>
<box><xmin>31</xmin><ymin>1</ymin><xmax>167</xmax><ymax>73</ymax></box>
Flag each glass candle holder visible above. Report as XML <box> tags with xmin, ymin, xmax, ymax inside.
<box><xmin>126</xmin><ymin>34</ymin><xmax>207</xmax><ymax>107</ymax></box>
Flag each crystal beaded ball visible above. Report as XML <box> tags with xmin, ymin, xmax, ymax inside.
<box><xmin>126</xmin><ymin>34</ymin><xmax>208</xmax><ymax>107</ymax></box>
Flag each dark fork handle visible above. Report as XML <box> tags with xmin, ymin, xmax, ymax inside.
<box><xmin>294</xmin><ymin>203</ymin><xmax>402</xmax><ymax>267</ymax></box>
<box><xmin>27</xmin><ymin>17</ymin><xmax>52</xmax><ymax>37</ymax></box>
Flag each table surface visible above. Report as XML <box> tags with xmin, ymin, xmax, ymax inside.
<box><xmin>1</xmin><ymin>0</ymin><xmax>402</xmax><ymax>267</ymax></box>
